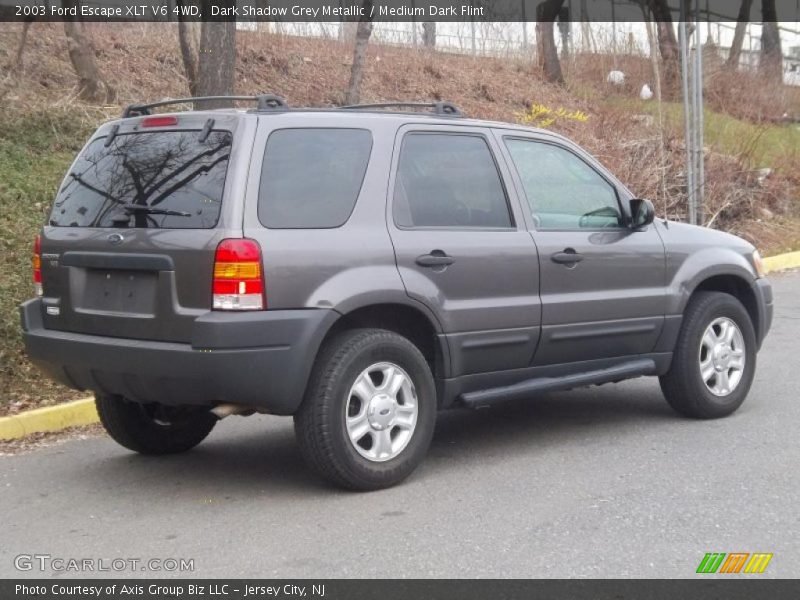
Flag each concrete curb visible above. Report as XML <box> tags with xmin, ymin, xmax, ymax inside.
<box><xmin>0</xmin><ymin>397</ymin><xmax>97</xmax><ymax>441</ymax></box>
<box><xmin>2</xmin><ymin>250</ymin><xmax>799</xmax><ymax>441</ymax></box>
<box><xmin>763</xmin><ymin>251</ymin><xmax>800</xmax><ymax>275</ymax></box>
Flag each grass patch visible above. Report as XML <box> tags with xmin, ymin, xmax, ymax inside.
<box><xmin>606</xmin><ymin>97</ymin><xmax>800</xmax><ymax>169</ymax></box>
<box><xmin>0</xmin><ymin>108</ymin><xmax>100</xmax><ymax>410</ymax></box>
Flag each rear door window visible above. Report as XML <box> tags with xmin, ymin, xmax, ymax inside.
<box><xmin>50</xmin><ymin>130</ymin><xmax>231</xmax><ymax>228</ymax></box>
<box><xmin>258</xmin><ymin>128</ymin><xmax>372</xmax><ymax>229</ymax></box>
<box><xmin>393</xmin><ymin>133</ymin><xmax>513</xmax><ymax>229</ymax></box>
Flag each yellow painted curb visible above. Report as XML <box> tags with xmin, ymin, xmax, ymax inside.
<box><xmin>0</xmin><ymin>397</ymin><xmax>97</xmax><ymax>441</ymax></box>
<box><xmin>764</xmin><ymin>251</ymin><xmax>800</xmax><ymax>274</ymax></box>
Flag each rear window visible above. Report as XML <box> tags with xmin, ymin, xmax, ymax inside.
<box><xmin>258</xmin><ymin>128</ymin><xmax>372</xmax><ymax>229</ymax></box>
<box><xmin>50</xmin><ymin>130</ymin><xmax>232</xmax><ymax>228</ymax></box>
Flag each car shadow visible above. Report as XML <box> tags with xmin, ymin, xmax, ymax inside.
<box><xmin>432</xmin><ymin>381</ymin><xmax>674</xmax><ymax>452</ymax></box>
<box><xmin>77</xmin><ymin>379</ymin><xmax>677</xmax><ymax>498</ymax></box>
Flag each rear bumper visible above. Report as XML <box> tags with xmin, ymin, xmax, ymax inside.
<box><xmin>20</xmin><ymin>299</ymin><xmax>338</xmax><ymax>415</ymax></box>
<box><xmin>752</xmin><ymin>278</ymin><xmax>773</xmax><ymax>350</ymax></box>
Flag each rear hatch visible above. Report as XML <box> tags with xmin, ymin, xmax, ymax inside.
<box><xmin>38</xmin><ymin>113</ymin><xmax>253</xmax><ymax>343</ymax></box>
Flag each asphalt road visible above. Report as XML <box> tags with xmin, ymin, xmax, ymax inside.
<box><xmin>2</xmin><ymin>272</ymin><xmax>798</xmax><ymax>579</ymax></box>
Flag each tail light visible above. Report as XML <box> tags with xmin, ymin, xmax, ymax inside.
<box><xmin>33</xmin><ymin>234</ymin><xmax>43</xmax><ymax>297</ymax></box>
<box><xmin>212</xmin><ymin>239</ymin><xmax>265</xmax><ymax>310</ymax></box>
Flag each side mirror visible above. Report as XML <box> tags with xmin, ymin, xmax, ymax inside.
<box><xmin>629</xmin><ymin>198</ymin><xmax>655</xmax><ymax>229</ymax></box>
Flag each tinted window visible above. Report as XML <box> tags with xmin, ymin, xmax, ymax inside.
<box><xmin>50</xmin><ymin>131</ymin><xmax>231</xmax><ymax>228</ymax></box>
<box><xmin>258</xmin><ymin>128</ymin><xmax>372</xmax><ymax>229</ymax></box>
<box><xmin>504</xmin><ymin>138</ymin><xmax>621</xmax><ymax>230</ymax></box>
<box><xmin>394</xmin><ymin>133</ymin><xmax>512</xmax><ymax>228</ymax></box>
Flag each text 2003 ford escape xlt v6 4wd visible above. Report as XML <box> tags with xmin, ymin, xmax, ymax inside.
<box><xmin>21</xmin><ymin>95</ymin><xmax>773</xmax><ymax>490</ymax></box>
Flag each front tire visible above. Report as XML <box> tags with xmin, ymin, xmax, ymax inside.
<box><xmin>660</xmin><ymin>291</ymin><xmax>757</xmax><ymax>419</ymax></box>
<box><xmin>294</xmin><ymin>329</ymin><xmax>436</xmax><ymax>491</ymax></box>
<box><xmin>95</xmin><ymin>395</ymin><xmax>217</xmax><ymax>455</ymax></box>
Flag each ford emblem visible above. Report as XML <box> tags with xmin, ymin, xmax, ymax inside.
<box><xmin>107</xmin><ymin>233</ymin><xmax>124</xmax><ymax>245</ymax></box>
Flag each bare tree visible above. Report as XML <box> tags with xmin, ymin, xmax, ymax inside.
<box><xmin>345</xmin><ymin>1</ymin><xmax>374</xmax><ymax>105</ymax></box>
<box><xmin>176</xmin><ymin>0</ymin><xmax>199</xmax><ymax>94</ymax></box>
<box><xmin>0</xmin><ymin>20</ymin><xmax>32</xmax><ymax>102</ymax></box>
<box><xmin>340</xmin><ymin>22</ymin><xmax>359</xmax><ymax>43</ymax></box>
<box><xmin>579</xmin><ymin>0</ymin><xmax>595</xmax><ymax>53</ymax></box>
<box><xmin>536</xmin><ymin>0</ymin><xmax>565</xmax><ymax>84</ymax></box>
<box><xmin>640</xmin><ymin>3</ymin><xmax>662</xmax><ymax>102</ymax></box>
<box><xmin>195</xmin><ymin>0</ymin><xmax>236</xmax><ymax>108</ymax></box>
<box><xmin>62</xmin><ymin>0</ymin><xmax>113</xmax><ymax>102</ymax></box>
<box><xmin>578</xmin><ymin>0</ymin><xmax>589</xmax><ymax>20</ymax></box>
<box><xmin>760</xmin><ymin>0</ymin><xmax>783</xmax><ymax>82</ymax></box>
<box><xmin>422</xmin><ymin>22</ymin><xmax>436</xmax><ymax>48</ymax></box>
<box><xmin>557</xmin><ymin>7</ymin><xmax>570</xmax><ymax>60</ymax></box>
<box><xmin>647</xmin><ymin>0</ymin><xmax>680</xmax><ymax>91</ymax></box>
<box><xmin>7</xmin><ymin>19</ymin><xmax>32</xmax><ymax>72</ymax></box>
<box><xmin>726</xmin><ymin>0</ymin><xmax>753</xmax><ymax>68</ymax></box>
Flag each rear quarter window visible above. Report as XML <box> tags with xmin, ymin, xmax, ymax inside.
<box><xmin>50</xmin><ymin>130</ymin><xmax>232</xmax><ymax>229</ymax></box>
<box><xmin>258</xmin><ymin>128</ymin><xmax>372</xmax><ymax>229</ymax></box>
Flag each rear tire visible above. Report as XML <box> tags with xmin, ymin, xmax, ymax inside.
<box><xmin>294</xmin><ymin>328</ymin><xmax>436</xmax><ymax>491</ymax></box>
<box><xmin>660</xmin><ymin>291</ymin><xmax>756</xmax><ymax>419</ymax></box>
<box><xmin>95</xmin><ymin>395</ymin><xmax>217</xmax><ymax>455</ymax></box>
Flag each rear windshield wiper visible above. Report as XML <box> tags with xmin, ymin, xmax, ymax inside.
<box><xmin>120</xmin><ymin>203</ymin><xmax>191</xmax><ymax>217</ymax></box>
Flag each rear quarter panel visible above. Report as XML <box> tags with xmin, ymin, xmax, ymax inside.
<box><xmin>241</xmin><ymin>113</ymin><xmax>412</xmax><ymax>315</ymax></box>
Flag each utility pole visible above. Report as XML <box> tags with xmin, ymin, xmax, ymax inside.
<box><xmin>679</xmin><ymin>0</ymin><xmax>705</xmax><ymax>226</ymax></box>
<box><xmin>693</xmin><ymin>1</ymin><xmax>705</xmax><ymax>224</ymax></box>
<box><xmin>679</xmin><ymin>7</ymin><xmax>694</xmax><ymax>224</ymax></box>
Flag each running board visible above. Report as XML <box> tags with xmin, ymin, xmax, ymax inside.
<box><xmin>459</xmin><ymin>358</ymin><xmax>657</xmax><ymax>409</ymax></box>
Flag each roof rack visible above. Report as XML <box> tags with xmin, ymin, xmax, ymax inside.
<box><xmin>338</xmin><ymin>101</ymin><xmax>463</xmax><ymax>117</ymax></box>
<box><xmin>122</xmin><ymin>94</ymin><xmax>288</xmax><ymax>118</ymax></box>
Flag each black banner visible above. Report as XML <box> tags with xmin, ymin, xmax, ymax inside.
<box><xmin>3</xmin><ymin>580</ymin><xmax>800</xmax><ymax>600</ymax></box>
<box><xmin>2</xmin><ymin>0</ymin><xmax>800</xmax><ymax>23</ymax></box>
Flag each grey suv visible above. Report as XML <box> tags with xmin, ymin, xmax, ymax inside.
<box><xmin>21</xmin><ymin>96</ymin><xmax>773</xmax><ymax>490</ymax></box>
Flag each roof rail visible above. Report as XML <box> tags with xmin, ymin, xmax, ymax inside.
<box><xmin>338</xmin><ymin>101</ymin><xmax>463</xmax><ymax>117</ymax></box>
<box><xmin>122</xmin><ymin>94</ymin><xmax>288</xmax><ymax>118</ymax></box>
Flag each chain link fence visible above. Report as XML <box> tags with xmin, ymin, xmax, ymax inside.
<box><xmin>248</xmin><ymin>20</ymin><xmax>800</xmax><ymax>84</ymax></box>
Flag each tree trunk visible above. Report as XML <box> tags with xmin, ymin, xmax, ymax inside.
<box><xmin>9</xmin><ymin>20</ymin><xmax>32</xmax><ymax>71</ymax></box>
<box><xmin>340</xmin><ymin>22</ymin><xmax>358</xmax><ymax>43</ymax></box>
<box><xmin>647</xmin><ymin>0</ymin><xmax>679</xmax><ymax>92</ymax></box>
<box><xmin>176</xmin><ymin>0</ymin><xmax>199</xmax><ymax>94</ymax></box>
<box><xmin>760</xmin><ymin>0</ymin><xmax>783</xmax><ymax>82</ymax></box>
<box><xmin>345</xmin><ymin>1</ymin><xmax>373</xmax><ymax>105</ymax></box>
<box><xmin>62</xmin><ymin>0</ymin><xmax>113</xmax><ymax>103</ymax></box>
<box><xmin>726</xmin><ymin>0</ymin><xmax>753</xmax><ymax>68</ymax></box>
<box><xmin>422</xmin><ymin>22</ymin><xmax>436</xmax><ymax>48</ymax></box>
<box><xmin>557</xmin><ymin>7</ymin><xmax>570</xmax><ymax>60</ymax></box>
<box><xmin>579</xmin><ymin>0</ymin><xmax>589</xmax><ymax>20</ymax></box>
<box><xmin>196</xmin><ymin>0</ymin><xmax>236</xmax><ymax>109</ymax></box>
<box><xmin>579</xmin><ymin>0</ymin><xmax>595</xmax><ymax>53</ymax></box>
<box><xmin>642</xmin><ymin>7</ymin><xmax>662</xmax><ymax>102</ymax></box>
<box><xmin>536</xmin><ymin>0</ymin><xmax>565</xmax><ymax>84</ymax></box>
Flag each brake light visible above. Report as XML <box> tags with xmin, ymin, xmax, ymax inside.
<box><xmin>33</xmin><ymin>234</ymin><xmax>42</xmax><ymax>297</ymax></box>
<box><xmin>141</xmin><ymin>116</ymin><xmax>178</xmax><ymax>128</ymax></box>
<box><xmin>212</xmin><ymin>239</ymin><xmax>265</xmax><ymax>310</ymax></box>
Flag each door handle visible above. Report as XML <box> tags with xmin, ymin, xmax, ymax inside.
<box><xmin>416</xmin><ymin>251</ymin><xmax>455</xmax><ymax>268</ymax></box>
<box><xmin>551</xmin><ymin>249</ymin><xmax>584</xmax><ymax>265</ymax></box>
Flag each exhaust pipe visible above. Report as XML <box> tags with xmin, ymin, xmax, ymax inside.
<box><xmin>211</xmin><ymin>403</ymin><xmax>255</xmax><ymax>420</ymax></box>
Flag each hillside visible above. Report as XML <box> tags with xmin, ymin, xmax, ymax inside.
<box><xmin>0</xmin><ymin>22</ymin><xmax>799</xmax><ymax>412</ymax></box>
